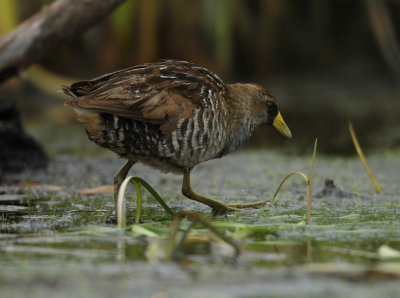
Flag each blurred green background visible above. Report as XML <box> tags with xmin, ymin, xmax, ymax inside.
<box><xmin>1</xmin><ymin>0</ymin><xmax>400</xmax><ymax>155</ymax></box>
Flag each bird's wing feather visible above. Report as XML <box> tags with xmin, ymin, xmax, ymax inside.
<box><xmin>64</xmin><ymin>60</ymin><xmax>226</xmax><ymax>134</ymax></box>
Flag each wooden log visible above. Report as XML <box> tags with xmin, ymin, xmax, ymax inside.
<box><xmin>0</xmin><ymin>0</ymin><xmax>126</xmax><ymax>83</ymax></box>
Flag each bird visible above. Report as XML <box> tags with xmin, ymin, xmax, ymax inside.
<box><xmin>63</xmin><ymin>60</ymin><xmax>292</xmax><ymax>214</ymax></box>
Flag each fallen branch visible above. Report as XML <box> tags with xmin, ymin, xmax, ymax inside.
<box><xmin>0</xmin><ymin>0</ymin><xmax>126</xmax><ymax>83</ymax></box>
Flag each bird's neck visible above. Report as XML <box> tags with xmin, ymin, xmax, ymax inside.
<box><xmin>226</xmin><ymin>83</ymin><xmax>263</xmax><ymax>129</ymax></box>
<box><xmin>226</xmin><ymin>84</ymin><xmax>252</xmax><ymax>116</ymax></box>
<box><xmin>222</xmin><ymin>84</ymin><xmax>263</xmax><ymax>154</ymax></box>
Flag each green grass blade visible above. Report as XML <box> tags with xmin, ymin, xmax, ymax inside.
<box><xmin>307</xmin><ymin>138</ymin><xmax>318</xmax><ymax>224</ymax></box>
<box><xmin>117</xmin><ymin>176</ymin><xmax>143</xmax><ymax>228</ymax></box>
<box><xmin>117</xmin><ymin>176</ymin><xmax>175</xmax><ymax>228</ymax></box>
<box><xmin>271</xmin><ymin>139</ymin><xmax>317</xmax><ymax>224</ymax></box>
<box><xmin>133</xmin><ymin>180</ymin><xmax>142</xmax><ymax>224</ymax></box>
<box><xmin>117</xmin><ymin>177</ymin><xmax>130</xmax><ymax>228</ymax></box>
<box><xmin>271</xmin><ymin>172</ymin><xmax>309</xmax><ymax>203</ymax></box>
<box><xmin>133</xmin><ymin>177</ymin><xmax>175</xmax><ymax>216</ymax></box>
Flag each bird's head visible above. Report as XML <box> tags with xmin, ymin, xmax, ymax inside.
<box><xmin>234</xmin><ymin>84</ymin><xmax>292</xmax><ymax>138</ymax></box>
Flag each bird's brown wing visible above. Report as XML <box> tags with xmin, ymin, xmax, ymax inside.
<box><xmin>64</xmin><ymin>60</ymin><xmax>226</xmax><ymax>134</ymax></box>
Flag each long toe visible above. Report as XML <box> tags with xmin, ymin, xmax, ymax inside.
<box><xmin>226</xmin><ymin>201</ymin><xmax>267</xmax><ymax>209</ymax></box>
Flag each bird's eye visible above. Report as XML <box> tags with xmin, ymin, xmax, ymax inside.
<box><xmin>267</xmin><ymin>102</ymin><xmax>275</xmax><ymax>112</ymax></box>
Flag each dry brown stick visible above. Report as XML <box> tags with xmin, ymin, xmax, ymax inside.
<box><xmin>348</xmin><ymin>122</ymin><xmax>383</xmax><ymax>194</ymax></box>
<box><xmin>0</xmin><ymin>0</ymin><xmax>126</xmax><ymax>83</ymax></box>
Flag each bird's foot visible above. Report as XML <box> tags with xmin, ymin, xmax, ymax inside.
<box><xmin>211</xmin><ymin>200</ymin><xmax>267</xmax><ymax>216</ymax></box>
<box><xmin>226</xmin><ymin>200</ymin><xmax>267</xmax><ymax>209</ymax></box>
<box><xmin>182</xmin><ymin>170</ymin><xmax>268</xmax><ymax>216</ymax></box>
<box><xmin>211</xmin><ymin>204</ymin><xmax>238</xmax><ymax>216</ymax></box>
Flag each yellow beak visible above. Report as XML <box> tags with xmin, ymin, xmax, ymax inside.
<box><xmin>273</xmin><ymin>112</ymin><xmax>292</xmax><ymax>138</ymax></box>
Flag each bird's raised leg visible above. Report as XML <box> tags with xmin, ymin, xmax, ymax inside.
<box><xmin>182</xmin><ymin>170</ymin><xmax>266</xmax><ymax>215</ymax></box>
<box><xmin>114</xmin><ymin>160</ymin><xmax>136</xmax><ymax>211</ymax></box>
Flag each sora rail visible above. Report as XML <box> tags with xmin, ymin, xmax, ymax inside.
<box><xmin>63</xmin><ymin>60</ymin><xmax>292</xmax><ymax>214</ymax></box>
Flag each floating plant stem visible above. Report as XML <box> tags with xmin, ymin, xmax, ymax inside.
<box><xmin>166</xmin><ymin>211</ymin><xmax>241</xmax><ymax>261</ymax></box>
<box><xmin>117</xmin><ymin>176</ymin><xmax>175</xmax><ymax>228</ymax></box>
<box><xmin>348</xmin><ymin>122</ymin><xmax>383</xmax><ymax>193</ymax></box>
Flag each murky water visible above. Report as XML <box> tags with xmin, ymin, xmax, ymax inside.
<box><xmin>1</xmin><ymin>150</ymin><xmax>400</xmax><ymax>297</ymax></box>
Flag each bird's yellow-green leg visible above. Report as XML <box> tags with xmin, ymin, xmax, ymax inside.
<box><xmin>114</xmin><ymin>160</ymin><xmax>136</xmax><ymax>211</ymax></box>
<box><xmin>182</xmin><ymin>170</ymin><xmax>266</xmax><ymax>215</ymax></box>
